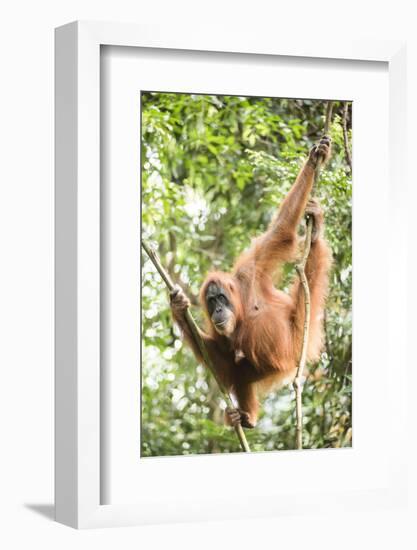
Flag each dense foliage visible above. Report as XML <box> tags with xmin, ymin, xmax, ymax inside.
<box><xmin>141</xmin><ymin>93</ymin><xmax>352</xmax><ymax>456</ymax></box>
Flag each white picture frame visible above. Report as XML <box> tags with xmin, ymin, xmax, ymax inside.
<box><xmin>55</xmin><ymin>21</ymin><xmax>407</xmax><ymax>529</ymax></box>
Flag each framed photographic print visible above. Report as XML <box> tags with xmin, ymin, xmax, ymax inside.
<box><xmin>55</xmin><ymin>21</ymin><xmax>407</xmax><ymax>528</ymax></box>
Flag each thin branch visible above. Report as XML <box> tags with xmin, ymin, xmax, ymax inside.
<box><xmin>293</xmin><ymin>219</ymin><xmax>313</xmax><ymax>450</ymax></box>
<box><xmin>342</xmin><ymin>102</ymin><xmax>352</xmax><ymax>172</ymax></box>
<box><xmin>323</xmin><ymin>309</ymin><xmax>331</xmax><ymax>365</ymax></box>
<box><xmin>324</xmin><ymin>101</ymin><xmax>334</xmax><ymax>135</ymax></box>
<box><xmin>313</xmin><ymin>101</ymin><xmax>333</xmax><ymax>190</ymax></box>
<box><xmin>142</xmin><ymin>240</ymin><xmax>251</xmax><ymax>453</ymax></box>
<box><xmin>293</xmin><ymin>100</ymin><xmax>333</xmax><ymax>450</ymax></box>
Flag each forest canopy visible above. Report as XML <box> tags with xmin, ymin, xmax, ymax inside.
<box><xmin>141</xmin><ymin>93</ymin><xmax>352</xmax><ymax>457</ymax></box>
